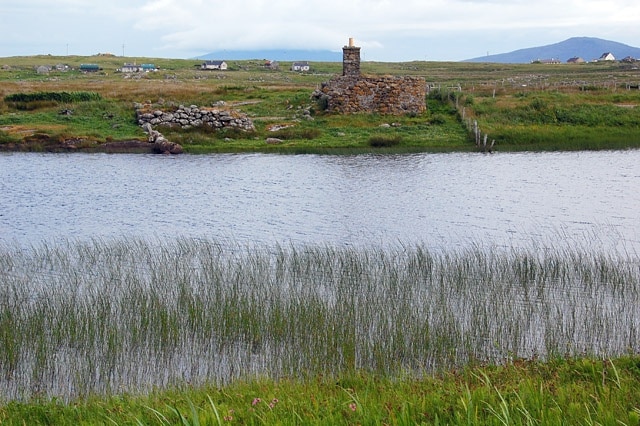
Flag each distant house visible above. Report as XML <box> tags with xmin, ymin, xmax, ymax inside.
<box><xmin>534</xmin><ymin>58</ymin><xmax>561</xmax><ymax>64</ymax></box>
<box><xmin>621</xmin><ymin>56</ymin><xmax>636</xmax><ymax>63</ymax></box>
<box><xmin>598</xmin><ymin>52</ymin><xmax>616</xmax><ymax>61</ymax></box>
<box><xmin>79</xmin><ymin>63</ymin><xmax>100</xmax><ymax>72</ymax></box>
<box><xmin>264</xmin><ymin>60</ymin><xmax>279</xmax><ymax>70</ymax></box>
<box><xmin>201</xmin><ymin>60</ymin><xmax>227</xmax><ymax>70</ymax></box>
<box><xmin>291</xmin><ymin>61</ymin><xmax>310</xmax><ymax>72</ymax></box>
<box><xmin>120</xmin><ymin>63</ymin><xmax>157</xmax><ymax>73</ymax></box>
<box><xmin>121</xmin><ymin>63</ymin><xmax>139</xmax><ymax>73</ymax></box>
<box><xmin>567</xmin><ymin>56</ymin><xmax>586</xmax><ymax>64</ymax></box>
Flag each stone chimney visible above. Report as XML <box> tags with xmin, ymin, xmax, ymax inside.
<box><xmin>342</xmin><ymin>37</ymin><xmax>361</xmax><ymax>77</ymax></box>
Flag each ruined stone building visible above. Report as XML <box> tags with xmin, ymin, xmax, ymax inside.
<box><xmin>313</xmin><ymin>38</ymin><xmax>426</xmax><ymax>115</ymax></box>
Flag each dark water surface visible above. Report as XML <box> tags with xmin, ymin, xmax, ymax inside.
<box><xmin>1</xmin><ymin>150</ymin><xmax>639</xmax><ymax>252</ymax></box>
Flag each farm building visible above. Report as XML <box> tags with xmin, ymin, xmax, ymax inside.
<box><xmin>121</xmin><ymin>63</ymin><xmax>139</xmax><ymax>72</ymax></box>
<box><xmin>121</xmin><ymin>63</ymin><xmax>157</xmax><ymax>73</ymax></box>
<box><xmin>291</xmin><ymin>61</ymin><xmax>310</xmax><ymax>72</ymax></box>
<box><xmin>79</xmin><ymin>64</ymin><xmax>100</xmax><ymax>72</ymax></box>
<box><xmin>201</xmin><ymin>60</ymin><xmax>227</xmax><ymax>70</ymax></box>
<box><xmin>534</xmin><ymin>58</ymin><xmax>561</xmax><ymax>64</ymax></box>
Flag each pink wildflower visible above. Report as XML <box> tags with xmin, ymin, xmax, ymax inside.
<box><xmin>349</xmin><ymin>402</ymin><xmax>357</xmax><ymax>412</ymax></box>
<box><xmin>252</xmin><ymin>397</ymin><xmax>261</xmax><ymax>406</ymax></box>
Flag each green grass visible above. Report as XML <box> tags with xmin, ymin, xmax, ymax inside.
<box><xmin>2</xmin><ymin>55</ymin><xmax>640</xmax><ymax>153</ymax></box>
<box><xmin>1</xmin><ymin>357</ymin><xmax>640</xmax><ymax>424</ymax></box>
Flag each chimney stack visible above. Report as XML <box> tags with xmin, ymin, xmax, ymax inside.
<box><xmin>342</xmin><ymin>37</ymin><xmax>361</xmax><ymax>77</ymax></box>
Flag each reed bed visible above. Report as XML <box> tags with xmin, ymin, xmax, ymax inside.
<box><xmin>0</xmin><ymin>238</ymin><xmax>638</xmax><ymax>402</ymax></box>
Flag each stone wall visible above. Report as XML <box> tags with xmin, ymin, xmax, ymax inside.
<box><xmin>342</xmin><ymin>46</ymin><xmax>361</xmax><ymax>77</ymax></box>
<box><xmin>314</xmin><ymin>75</ymin><xmax>426</xmax><ymax>115</ymax></box>
<box><xmin>136</xmin><ymin>104</ymin><xmax>255</xmax><ymax>131</ymax></box>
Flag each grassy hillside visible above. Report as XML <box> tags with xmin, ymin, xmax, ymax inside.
<box><xmin>1</xmin><ymin>54</ymin><xmax>639</xmax><ymax>153</ymax></box>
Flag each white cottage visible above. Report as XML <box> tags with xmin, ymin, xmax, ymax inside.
<box><xmin>598</xmin><ymin>52</ymin><xmax>616</xmax><ymax>61</ymax></box>
<box><xmin>201</xmin><ymin>60</ymin><xmax>228</xmax><ymax>70</ymax></box>
<box><xmin>291</xmin><ymin>61</ymin><xmax>310</xmax><ymax>72</ymax></box>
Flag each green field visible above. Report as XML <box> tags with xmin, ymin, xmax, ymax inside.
<box><xmin>1</xmin><ymin>54</ymin><xmax>639</xmax><ymax>153</ymax></box>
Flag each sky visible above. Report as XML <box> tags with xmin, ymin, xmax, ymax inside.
<box><xmin>1</xmin><ymin>0</ymin><xmax>639</xmax><ymax>62</ymax></box>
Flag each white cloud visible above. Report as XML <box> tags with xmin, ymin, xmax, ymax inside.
<box><xmin>1</xmin><ymin>0</ymin><xmax>639</xmax><ymax>60</ymax></box>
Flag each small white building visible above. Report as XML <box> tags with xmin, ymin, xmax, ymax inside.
<box><xmin>201</xmin><ymin>60</ymin><xmax>228</xmax><ymax>70</ymax></box>
<box><xmin>121</xmin><ymin>63</ymin><xmax>139</xmax><ymax>73</ymax></box>
<box><xmin>598</xmin><ymin>52</ymin><xmax>616</xmax><ymax>61</ymax></box>
<box><xmin>291</xmin><ymin>61</ymin><xmax>310</xmax><ymax>72</ymax></box>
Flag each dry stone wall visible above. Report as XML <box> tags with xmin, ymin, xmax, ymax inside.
<box><xmin>136</xmin><ymin>104</ymin><xmax>255</xmax><ymax>131</ymax></box>
<box><xmin>314</xmin><ymin>75</ymin><xmax>426</xmax><ymax>115</ymax></box>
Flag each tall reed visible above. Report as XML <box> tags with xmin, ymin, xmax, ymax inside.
<box><xmin>0</xmin><ymin>238</ymin><xmax>638</xmax><ymax>402</ymax></box>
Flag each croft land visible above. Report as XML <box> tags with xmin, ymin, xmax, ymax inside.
<box><xmin>1</xmin><ymin>54</ymin><xmax>640</xmax><ymax>153</ymax></box>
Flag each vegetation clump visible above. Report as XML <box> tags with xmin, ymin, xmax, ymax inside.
<box><xmin>4</xmin><ymin>91</ymin><xmax>101</xmax><ymax>103</ymax></box>
<box><xmin>368</xmin><ymin>134</ymin><xmax>402</xmax><ymax>147</ymax></box>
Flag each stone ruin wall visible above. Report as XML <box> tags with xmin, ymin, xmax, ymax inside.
<box><xmin>135</xmin><ymin>103</ymin><xmax>255</xmax><ymax>131</ymax></box>
<box><xmin>317</xmin><ymin>75</ymin><xmax>427</xmax><ymax>115</ymax></box>
<box><xmin>314</xmin><ymin>39</ymin><xmax>426</xmax><ymax>115</ymax></box>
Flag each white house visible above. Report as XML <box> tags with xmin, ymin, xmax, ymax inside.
<box><xmin>201</xmin><ymin>60</ymin><xmax>228</xmax><ymax>70</ymax></box>
<box><xmin>598</xmin><ymin>52</ymin><xmax>616</xmax><ymax>61</ymax></box>
<box><xmin>291</xmin><ymin>61</ymin><xmax>310</xmax><ymax>72</ymax></box>
<box><xmin>121</xmin><ymin>63</ymin><xmax>139</xmax><ymax>73</ymax></box>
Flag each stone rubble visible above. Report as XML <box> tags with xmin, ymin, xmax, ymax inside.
<box><xmin>135</xmin><ymin>104</ymin><xmax>255</xmax><ymax>132</ymax></box>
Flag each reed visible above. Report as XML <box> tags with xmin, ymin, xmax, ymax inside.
<box><xmin>0</xmin><ymin>238</ymin><xmax>638</xmax><ymax>402</ymax></box>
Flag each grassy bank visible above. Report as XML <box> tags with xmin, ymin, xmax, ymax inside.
<box><xmin>2</xmin><ymin>356</ymin><xmax>640</xmax><ymax>425</ymax></box>
<box><xmin>1</xmin><ymin>55</ymin><xmax>640</xmax><ymax>153</ymax></box>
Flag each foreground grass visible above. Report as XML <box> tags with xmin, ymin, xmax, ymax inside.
<box><xmin>2</xmin><ymin>55</ymin><xmax>640</xmax><ymax>153</ymax></box>
<box><xmin>2</xmin><ymin>357</ymin><xmax>640</xmax><ymax>425</ymax></box>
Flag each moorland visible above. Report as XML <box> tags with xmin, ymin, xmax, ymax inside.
<box><xmin>1</xmin><ymin>54</ymin><xmax>640</xmax><ymax>154</ymax></box>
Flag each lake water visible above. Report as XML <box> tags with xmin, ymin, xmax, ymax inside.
<box><xmin>1</xmin><ymin>150</ymin><xmax>639</xmax><ymax>253</ymax></box>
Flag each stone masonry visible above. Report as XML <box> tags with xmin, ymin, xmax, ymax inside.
<box><xmin>136</xmin><ymin>104</ymin><xmax>255</xmax><ymax>132</ymax></box>
<box><xmin>312</xmin><ymin>39</ymin><xmax>426</xmax><ymax>115</ymax></box>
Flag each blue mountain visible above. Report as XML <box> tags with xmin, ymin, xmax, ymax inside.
<box><xmin>195</xmin><ymin>49</ymin><xmax>342</xmax><ymax>62</ymax></box>
<box><xmin>464</xmin><ymin>37</ymin><xmax>640</xmax><ymax>63</ymax></box>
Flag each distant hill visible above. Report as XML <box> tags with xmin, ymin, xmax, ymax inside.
<box><xmin>195</xmin><ymin>49</ymin><xmax>342</xmax><ymax>62</ymax></box>
<box><xmin>464</xmin><ymin>37</ymin><xmax>640</xmax><ymax>63</ymax></box>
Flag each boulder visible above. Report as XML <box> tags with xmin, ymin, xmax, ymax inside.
<box><xmin>153</xmin><ymin>139</ymin><xmax>184</xmax><ymax>154</ymax></box>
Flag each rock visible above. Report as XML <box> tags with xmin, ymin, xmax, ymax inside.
<box><xmin>153</xmin><ymin>139</ymin><xmax>183</xmax><ymax>154</ymax></box>
<box><xmin>265</xmin><ymin>138</ymin><xmax>284</xmax><ymax>144</ymax></box>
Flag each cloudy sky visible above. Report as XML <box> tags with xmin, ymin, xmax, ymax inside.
<box><xmin>1</xmin><ymin>0</ymin><xmax>638</xmax><ymax>61</ymax></box>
